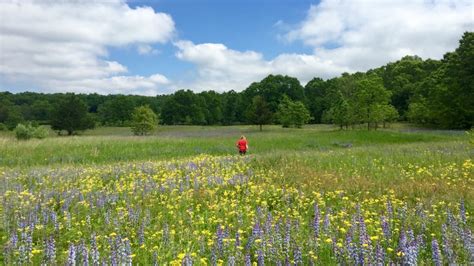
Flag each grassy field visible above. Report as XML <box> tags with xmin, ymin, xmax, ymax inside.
<box><xmin>0</xmin><ymin>124</ymin><xmax>472</xmax><ymax>264</ymax></box>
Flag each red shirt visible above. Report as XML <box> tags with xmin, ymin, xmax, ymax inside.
<box><xmin>237</xmin><ymin>139</ymin><xmax>248</xmax><ymax>151</ymax></box>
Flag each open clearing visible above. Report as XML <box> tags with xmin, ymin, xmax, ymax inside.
<box><xmin>1</xmin><ymin>125</ymin><xmax>472</xmax><ymax>264</ymax></box>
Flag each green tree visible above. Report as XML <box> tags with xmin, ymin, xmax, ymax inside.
<box><xmin>98</xmin><ymin>96</ymin><xmax>135</xmax><ymax>126</ymax></box>
<box><xmin>161</xmin><ymin>90</ymin><xmax>206</xmax><ymax>125</ymax></box>
<box><xmin>355</xmin><ymin>74</ymin><xmax>393</xmax><ymax>130</ymax></box>
<box><xmin>304</xmin><ymin>77</ymin><xmax>329</xmax><ymax>123</ymax></box>
<box><xmin>276</xmin><ymin>95</ymin><xmax>292</xmax><ymax>127</ymax></box>
<box><xmin>323</xmin><ymin>92</ymin><xmax>352</xmax><ymax>129</ymax></box>
<box><xmin>4</xmin><ymin>106</ymin><xmax>24</xmax><ymax>130</ymax></box>
<box><xmin>430</xmin><ymin>32</ymin><xmax>474</xmax><ymax>129</ymax></box>
<box><xmin>246</xmin><ymin>96</ymin><xmax>272</xmax><ymax>131</ymax></box>
<box><xmin>222</xmin><ymin>90</ymin><xmax>241</xmax><ymax>125</ymax></box>
<box><xmin>131</xmin><ymin>105</ymin><xmax>158</xmax><ymax>136</ymax></box>
<box><xmin>382</xmin><ymin>104</ymin><xmax>399</xmax><ymax>128</ymax></box>
<box><xmin>407</xmin><ymin>99</ymin><xmax>431</xmax><ymax>124</ymax></box>
<box><xmin>29</xmin><ymin>100</ymin><xmax>53</xmax><ymax>122</ymax></box>
<box><xmin>243</xmin><ymin>74</ymin><xmax>305</xmax><ymax>113</ymax></box>
<box><xmin>51</xmin><ymin>94</ymin><xmax>95</xmax><ymax>135</ymax></box>
<box><xmin>277</xmin><ymin>95</ymin><xmax>311</xmax><ymax>128</ymax></box>
<box><xmin>292</xmin><ymin>101</ymin><xmax>312</xmax><ymax>128</ymax></box>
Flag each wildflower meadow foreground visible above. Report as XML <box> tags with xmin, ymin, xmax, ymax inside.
<box><xmin>1</xmin><ymin>155</ymin><xmax>473</xmax><ymax>265</ymax></box>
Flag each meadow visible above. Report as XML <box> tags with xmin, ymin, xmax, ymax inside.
<box><xmin>0</xmin><ymin>125</ymin><xmax>472</xmax><ymax>265</ymax></box>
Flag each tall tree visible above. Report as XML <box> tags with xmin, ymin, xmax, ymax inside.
<box><xmin>98</xmin><ymin>96</ymin><xmax>135</xmax><ymax>126</ymax></box>
<box><xmin>277</xmin><ymin>95</ymin><xmax>311</xmax><ymax>128</ymax></box>
<box><xmin>51</xmin><ymin>94</ymin><xmax>95</xmax><ymax>135</ymax></box>
<box><xmin>246</xmin><ymin>96</ymin><xmax>272</xmax><ymax>131</ymax></box>
<box><xmin>304</xmin><ymin>77</ymin><xmax>329</xmax><ymax>123</ymax></box>
<box><xmin>161</xmin><ymin>90</ymin><xmax>206</xmax><ymax>125</ymax></box>
<box><xmin>431</xmin><ymin>32</ymin><xmax>474</xmax><ymax>128</ymax></box>
<box><xmin>323</xmin><ymin>91</ymin><xmax>352</xmax><ymax>129</ymax></box>
<box><xmin>131</xmin><ymin>105</ymin><xmax>158</xmax><ymax>136</ymax></box>
<box><xmin>243</xmin><ymin>74</ymin><xmax>305</xmax><ymax>113</ymax></box>
<box><xmin>355</xmin><ymin>74</ymin><xmax>394</xmax><ymax>130</ymax></box>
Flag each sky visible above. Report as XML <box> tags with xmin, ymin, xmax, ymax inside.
<box><xmin>0</xmin><ymin>0</ymin><xmax>472</xmax><ymax>96</ymax></box>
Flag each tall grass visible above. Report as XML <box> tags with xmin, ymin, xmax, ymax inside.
<box><xmin>0</xmin><ymin>125</ymin><xmax>465</xmax><ymax>168</ymax></box>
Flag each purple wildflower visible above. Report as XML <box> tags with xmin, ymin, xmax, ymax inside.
<box><xmin>431</xmin><ymin>239</ymin><xmax>442</xmax><ymax>266</ymax></box>
<box><xmin>294</xmin><ymin>246</ymin><xmax>302</xmax><ymax>265</ymax></box>
<box><xmin>124</xmin><ymin>238</ymin><xmax>132</xmax><ymax>266</ymax></box>
<box><xmin>358</xmin><ymin>215</ymin><xmax>371</xmax><ymax>264</ymax></box>
<box><xmin>181</xmin><ymin>253</ymin><xmax>192</xmax><ymax>266</ymax></box>
<box><xmin>386</xmin><ymin>200</ymin><xmax>393</xmax><ymax>220</ymax></box>
<box><xmin>284</xmin><ymin>221</ymin><xmax>291</xmax><ymax>255</ymax></box>
<box><xmin>91</xmin><ymin>233</ymin><xmax>100</xmax><ymax>265</ymax></box>
<box><xmin>211</xmin><ymin>248</ymin><xmax>217</xmax><ymax>265</ymax></box>
<box><xmin>45</xmin><ymin>236</ymin><xmax>56</xmax><ymax>263</ymax></box>
<box><xmin>461</xmin><ymin>229</ymin><xmax>474</xmax><ymax>262</ymax></box>
<box><xmin>313</xmin><ymin>203</ymin><xmax>320</xmax><ymax>239</ymax></box>
<box><xmin>441</xmin><ymin>224</ymin><xmax>455</xmax><ymax>263</ymax></box>
<box><xmin>138</xmin><ymin>224</ymin><xmax>145</xmax><ymax>245</ymax></box>
<box><xmin>257</xmin><ymin>249</ymin><xmax>265</xmax><ymax>266</ymax></box>
<box><xmin>375</xmin><ymin>243</ymin><xmax>385</xmax><ymax>265</ymax></box>
<box><xmin>244</xmin><ymin>254</ymin><xmax>251</xmax><ymax>266</ymax></box>
<box><xmin>19</xmin><ymin>243</ymin><xmax>27</xmax><ymax>264</ymax></box>
<box><xmin>25</xmin><ymin>231</ymin><xmax>33</xmax><ymax>262</ymax></box>
<box><xmin>67</xmin><ymin>243</ymin><xmax>76</xmax><ymax>266</ymax></box>
<box><xmin>345</xmin><ymin>232</ymin><xmax>358</xmax><ymax>264</ymax></box>
<box><xmin>381</xmin><ymin>215</ymin><xmax>391</xmax><ymax>240</ymax></box>
<box><xmin>81</xmin><ymin>242</ymin><xmax>89</xmax><ymax>266</ymax></box>
<box><xmin>235</xmin><ymin>231</ymin><xmax>241</xmax><ymax>248</ymax></box>
<box><xmin>10</xmin><ymin>232</ymin><xmax>18</xmax><ymax>248</ymax></box>
<box><xmin>460</xmin><ymin>200</ymin><xmax>466</xmax><ymax>224</ymax></box>
<box><xmin>216</xmin><ymin>225</ymin><xmax>225</xmax><ymax>255</ymax></box>
<box><xmin>323</xmin><ymin>208</ymin><xmax>331</xmax><ymax>234</ymax></box>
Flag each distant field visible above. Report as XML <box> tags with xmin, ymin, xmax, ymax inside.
<box><xmin>1</xmin><ymin>124</ymin><xmax>472</xmax><ymax>264</ymax></box>
<box><xmin>0</xmin><ymin>124</ymin><xmax>466</xmax><ymax>167</ymax></box>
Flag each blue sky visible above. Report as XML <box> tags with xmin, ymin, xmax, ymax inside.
<box><xmin>0</xmin><ymin>0</ymin><xmax>472</xmax><ymax>95</ymax></box>
<box><xmin>112</xmin><ymin>0</ymin><xmax>315</xmax><ymax>81</ymax></box>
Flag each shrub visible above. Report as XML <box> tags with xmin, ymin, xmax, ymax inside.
<box><xmin>14</xmin><ymin>123</ymin><xmax>49</xmax><ymax>140</ymax></box>
<box><xmin>0</xmin><ymin>123</ymin><xmax>7</xmax><ymax>131</ymax></box>
<box><xmin>33</xmin><ymin>126</ymin><xmax>49</xmax><ymax>139</ymax></box>
<box><xmin>15</xmin><ymin>123</ymin><xmax>33</xmax><ymax>140</ymax></box>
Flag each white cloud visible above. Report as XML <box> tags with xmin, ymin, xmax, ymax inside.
<box><xmin>0</xmin><ymin>0</ymin><xmax>174</xmax><ymax>94</ymax></box>
<box><xmin>286</xmin><ymin>0</ymin><xmax>474</xmax><ymax>71</ymax></box>
<box><xmin>174</xmin><ymin>0</ymin><xmax>472</xmax><ymax>92</ymax></box>
<box><xmin>174</xmin><ymin>41</ymin><xmax>349</xmax><ymax>92</ymax></box>
<box><xmin>137</xmin><ymin>44</ymin><xmax>159</xmax><ymax>55</ymax></box>
<box><xmin>48</xmin><ymin>74</ymin><xmax>171</xmax><ymax>96</ymax></box>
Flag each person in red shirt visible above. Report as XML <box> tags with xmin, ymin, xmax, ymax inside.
<box><xmin>236</xmin><ymin>135</ymin><xmax>248</xmax><ymax>155</ymax></box>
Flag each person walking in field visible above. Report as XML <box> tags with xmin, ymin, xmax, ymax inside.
<box><xmin>236</xmin><ymin>135</ymin><xmax>248</xmax><ymax>155</ymax></box>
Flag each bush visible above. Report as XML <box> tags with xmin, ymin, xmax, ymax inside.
<box><xmin>0</xmin><ymin>123</ymin><xmax>7</xmax><ymax>131</ymax></box>
<box><xmin>15</xmin><ymin>124</ymin><xmax>33</xmax><ymax>140</ymax></box>
<box><xmin>33</xmin><ymin>126</ymin><xmax>49</xmax><ymax>139</ymax></box>
<box><xmin>14</xmin><ymin>123</ymin><xmax>49</xmax><ymax>140</ymax></box>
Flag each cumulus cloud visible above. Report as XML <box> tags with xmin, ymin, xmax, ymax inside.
<box><xmin>286</xmin><ymin>0</ymin><xmax>474</xmax><ymax>71</ymax></box>
<box><xmin>174</xmin><ymin>41</ymin><xmax>348</xmax><ymax>92</ymax></box>
<box><xmin>137</xmin><ymin>44</ymin><xmax>160</xmax><ymax>55</ymax></box>
<box><xmin>174</xmin><ymin>0</ymin><xmax>472</xmax><ymax>92</ymax></box>
<box><xmin>0</xmin><ymin>0</ymin><xmax>174</xmax><ymax>94</ymax></box>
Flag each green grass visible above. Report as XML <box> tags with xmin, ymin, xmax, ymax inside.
<box><xmin>0</xmin><ymin>124</ymin><xmax>472</xmax><ymax>264</ymax></box>
<box><xmin>0</xmin><ymin>124</ymin><xmax>471</xmax><ymax>204</ymax></box>
<box><xmin>0</xmin><ymin>124</ymin><xmax>466</xmax><ymax>168</ymax></box>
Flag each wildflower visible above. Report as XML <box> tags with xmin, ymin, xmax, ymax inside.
<box><xmin>431</xmin><ymin>239</ymin><xmax>442</xmax><ymax>266</ymax></box>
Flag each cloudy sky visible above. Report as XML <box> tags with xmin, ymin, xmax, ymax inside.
<box><xmin>0</xmin><ymin>0</ymin><xmax>472</xmax><ymax>95</ymax></box>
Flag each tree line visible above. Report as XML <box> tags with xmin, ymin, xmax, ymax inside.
<box><xmin>0</xmin><ymin>32</ymin><xmax>472</xmax><ymax>133</ymax></box>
